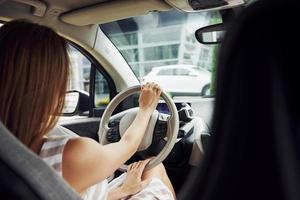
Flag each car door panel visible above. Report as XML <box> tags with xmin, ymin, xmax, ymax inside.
<box><xmin>59</xmin><ymin>118</ymin><xmax>100</xmax><ymax>141</ymax></box>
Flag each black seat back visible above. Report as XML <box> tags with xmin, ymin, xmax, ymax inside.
<box><xmin>0</xmin><ymin>122</ymin><xmax>82</xmax><ymax>200</ymax></box>
<box><xmin>180</xmin><ymin>0</ymin><xmax>300</xmax><ymax>199</ymax></box>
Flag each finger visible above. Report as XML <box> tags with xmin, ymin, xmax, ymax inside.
<box><xmin>150</xmin><ymin>82</ymin><xmax>156</xmax><ymax>90</ymax></box>
<box><xmin>154</xmin><ymin>91</ymin><xmax>161</xmax><ymax>104</ymax></box>
<box><xmin>135</xmin><ymin>161</ymin><xmax>141</xmax><ymax>169</ymax></box>
<box><xmin>131</xmin><ymin>162</ymin><xmax>139</xmax><ymax>169</ymax></box>
<box><xmin>152</xmin><ymin>83</ymin><xmax>158</xmax><ymax>91</ymax></box>
<box><xmin>156</xmin><ymin>88</ymin><xmax>162</xmax><ymax>97</ymax></box>
<box><xmin>130</xmin><ymin>161</ymin><xmax>140</xmax><ymax>170</ymax></box>
<box><xmin>146</xmin><ymin>82</ymin><xmax>153</xmax><ymax>90</ymax></box>
<box><xmin>137</xmin><ymin>159</ymin><xmax>151</xmax><ymax>177</ymax></box>
<box><xmin>145</xmin><ymin>82</ymin><xmax>151</xmax><ymax>89</ymax></box>
<box><xmin>140</xmin><ymin>159</ymin><xmax>151</xmax><ymax>171</ymax></box>
<box><xmin>151</xmin><ymin>83</ymin><xmax>160</xmax><ymax>98</ymax></box>
<box><xmin>136</xmin><ymin>161</ymin><xmax>145</xmax><ymax>177</ymax></box>
<box><xmin>128</xmin><ymin>163</ymin><xmax>135</xmax><ymax>171</ymax></box>
<box><xmin>134</xmin><ymin>161</ymin><xmax>143</xmax><ymax>175</ymax></box>
<box><xmin>137</xmin><ymin>159</ymin><xmax>149</xmax><ymax>169</ymax></box>
<box><xmin>154</xmin><ymin>84</ymin><xmax>161</xmax><ymax>96</ymax></box>
<box><xmin>139</xmin><ymin>84</ymin><xmax>147</xmax><ymax>100</ymax></box>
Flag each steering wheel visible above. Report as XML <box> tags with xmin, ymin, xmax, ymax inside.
<box><xmin>98</xmin><ymin>85</ymin><xmax>179</xmax><ymax>171</ymax></box>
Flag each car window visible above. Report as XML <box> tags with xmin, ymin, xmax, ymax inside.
<box><xmin>67</xmin><ymin>45</ymin><xmax>111</xmax><ymax>114</ymax></box>
<box><xmin>95</xmin><ymin>70</ymin><xmax>110</xmax><ymax>107</ymax></box>
<box><xmin>100</xmin><ymin>10</ymin><xmax>222</xmax><ymax>97</ymax></box>
<box><xmin>175</xmin><ymin>68</ymin><xmax>190</xmax><ymax>76</ymax></box>
<box><xmin>68</xmin><ymin>45</ymin><xmax>91</xmax><ymax>93</ymax></box>
<box><xmin>157</xmin><ymin>69</ymin><xmax>175</xmax><ymax>76</ymax></box>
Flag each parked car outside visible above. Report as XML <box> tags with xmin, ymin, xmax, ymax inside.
<box><xmin>142</xmin><ymin>65</ymin><xmax>211</xmax><ymax>96</ymax></box>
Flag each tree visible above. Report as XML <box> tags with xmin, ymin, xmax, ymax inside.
<box><xmin>209</xmin><ymin>12</ymin><xmax>222</xmax><ymax>95</ymax></box>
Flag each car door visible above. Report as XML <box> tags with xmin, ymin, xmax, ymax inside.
<box><xmin>173</xmin><ymin>68</ymin><xmax>200</xmax><ymax>94</ymax></box>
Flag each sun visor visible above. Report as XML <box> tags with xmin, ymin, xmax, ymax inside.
<box><xmin>164</xmin><ymin>0</ymin><xmax>245</xmax><ymax>12</ymax></box>
<box><xmin>60</xmin><ymin>0</ymin><xmax>172</xmax><ymax>26</ymax></box>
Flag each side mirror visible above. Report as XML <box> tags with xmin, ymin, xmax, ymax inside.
<box><xmin>195</xmin><ymin>23</ymin><xmax>226</xmax><ymax>44</ymax></box>
<box><xmin>63</xmin><ymin>90</ymin><xmax>89</xmax><ymax>116</ymax></box>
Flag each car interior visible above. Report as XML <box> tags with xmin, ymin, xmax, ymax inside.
<box><xmin>2</xmin><ymin>0</ymin><xmax>300</xmax><ymax>199</ymax></box>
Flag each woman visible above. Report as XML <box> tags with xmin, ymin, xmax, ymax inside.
<box><xmin>0</xmin><ymin>20</ymin><xmax>175</xmax><ymax>200</ymax></box>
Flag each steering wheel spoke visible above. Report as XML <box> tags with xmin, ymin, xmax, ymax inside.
<box><xmin>153</xmin><ymin>115</ymin><xmax>168</xmax><ymax>142</ymax></box>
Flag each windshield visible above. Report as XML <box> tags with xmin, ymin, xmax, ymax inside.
<box><xmin>100</xmin><ymin>10</ymin><xmax>221</xmax><ymax>97</ymax></box>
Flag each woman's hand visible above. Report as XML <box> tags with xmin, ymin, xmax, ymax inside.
<box><xmin>107</xmin><ymin>160</ymin><xmax>151</xmax><ymax>200</ymax></box>
<box><xmin>139</xmin><ymin>82</ymin><xmax>161</xmax><ymax>113</ymax></box>
<box><xmin>121</xmin><ymin>159</ymin><xmax>151</xmax><ymax>195</ymax></box>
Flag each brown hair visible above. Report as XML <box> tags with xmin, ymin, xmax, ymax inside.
<box><xmin>0</xmin><ymin>20</ymin><xmax>69</xmax><ymax>146</ymax></box>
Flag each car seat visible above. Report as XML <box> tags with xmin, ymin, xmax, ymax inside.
<box><xmin>0</xmin><ymin>121</ymin><xmax>82</xmax><ymax>199</ymax></box>
<box><xmin>179</xmin><ymin>0</ymin><xmax>300</xmax><ymax>200</ymax></box>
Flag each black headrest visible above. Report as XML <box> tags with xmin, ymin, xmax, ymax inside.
<box><xmin>180</xmin><ymin>0</ymin><xmax>300</xmax><ymax>200</ymax></box>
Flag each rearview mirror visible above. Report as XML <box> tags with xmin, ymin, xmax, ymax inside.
<box><xmin>195</xmin><ymin>23</ymin><xmax>226</xmax><ymax>44</ymax></box>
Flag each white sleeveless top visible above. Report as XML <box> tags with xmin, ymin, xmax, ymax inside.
<box><xmin>39</xmin><ymin>136</ymin><xmax>109</xmax><ymax>200</ymax></box>
<box><xmin>39</xmin><ymin>136</ymin><xmax>174</xmax><ymax>200</ymax></box>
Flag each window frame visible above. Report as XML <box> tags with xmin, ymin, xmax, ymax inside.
<box><xmin>68</xmin><ymin>41</ymin><xmax>117</xmax><ymax>117</ymax></box>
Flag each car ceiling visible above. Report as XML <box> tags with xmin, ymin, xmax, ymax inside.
<box><xmin>41</xmin><ymin>0</ymin><xmax>111</xmax><ymax>11</ymax></box>
<box><xmin>1</xmin><ymin>0</ymin><xmax>245</xmax><ymax>26</ymax></box>
<box><xmin>0</xmin><ymin>0</ymin><xmax>172</xmax><ymax>25</ymax></box>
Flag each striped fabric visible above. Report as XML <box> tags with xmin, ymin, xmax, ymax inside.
<box><xmin>108</xmin><ymin>173</ymin><xmax>174</xmax><ymax>200</ymax></box>
<box><xmin>39</xmin><ymin>136</ymin><xmax>109</xmax><ymax>200</ymax></box>
<box><xmin>39</xmin><ymin>136</ymin><xmax>72</xmax><ymax>175</ymax></box>
<box><xmin>125</xmin><ymin>178</ymin><xmax>174</xmax><ymax>200</ymax></box>
<box><xmin>39</xmin><ymin>136</ymin><xmax>174</xmax><ymax>200</ymax></box>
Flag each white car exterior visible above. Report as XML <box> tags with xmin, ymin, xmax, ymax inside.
<box><xmin>142</xmin><ymin>65</ymin><xmax>211</xmax><ymax>96</ymax></box>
